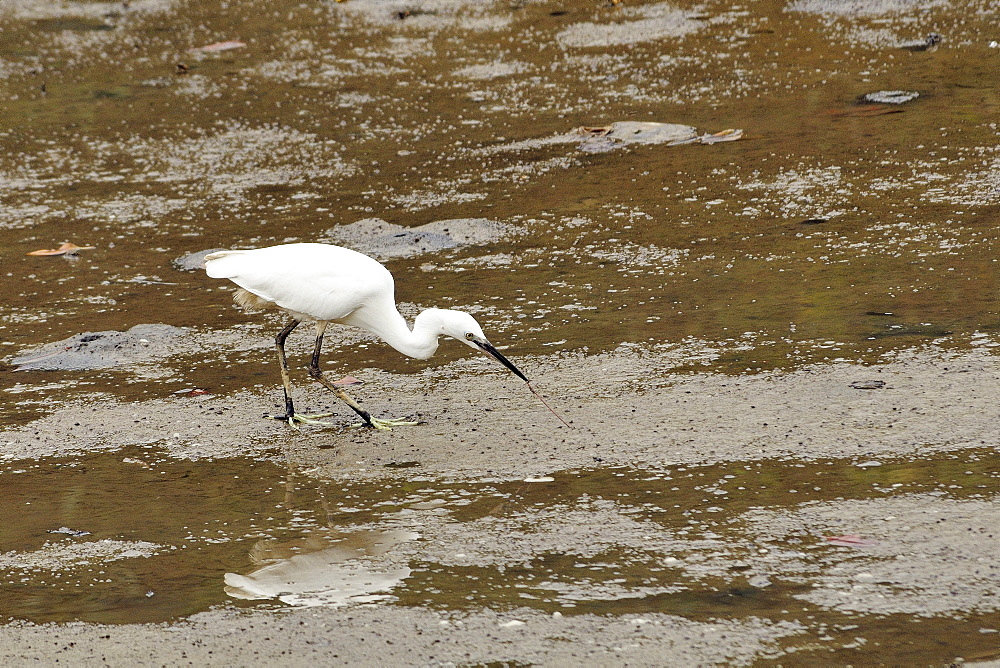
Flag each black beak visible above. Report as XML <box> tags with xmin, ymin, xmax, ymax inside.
<box><xmin>475</xmin><ymin>340</ymin><xmax>529</xmax><ymax>383</ymax></box>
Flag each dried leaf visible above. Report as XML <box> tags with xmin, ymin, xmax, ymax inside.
<box><xmin>26</xmin><ymin>242</ymin><xmax>95</xmax><ymax>256</ymax></box>
<box><xmin>700</xmin><ymin>128</ymin><xmax>744</xmax><ymax>144</ymax></box>
<box><xmin>575</xmin><ymin>125</ymin><xmax>613</xmax><ymax>137</ymax></box>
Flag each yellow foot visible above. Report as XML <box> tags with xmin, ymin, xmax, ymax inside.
<box><xmin>266</xmin><ymin>412</ymin><xmax>336</xmax><ymax>430</ymax></box>
<box><xmin>351</xmin><ymin>417</ymin><xmax>421</xmax><ymax>431</ymax></box>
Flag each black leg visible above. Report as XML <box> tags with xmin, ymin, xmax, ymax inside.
<box><xmin>274</xmin><ymin>318</ymin><xmax>300</xmax><ymax>422</ymax></box>
<box><xmin>307</xmin><ymin>322</ymin><xmax>376</xmax><ymax>427</ymax></box>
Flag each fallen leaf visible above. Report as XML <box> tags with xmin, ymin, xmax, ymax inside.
<box><xmin>190</xmin><ymin>40</ymin><xmax>246</xmax><ymax>53</ymax></box>
<box><xmin>826</xmin><ymin>534</ymin><xmax>879</xmax><ymax>547</ymax></box>
<box><xmin>26</xmin><ymin>242</ymin><xmax>95</xmax><ymax>256</ymax></box>
<box><xmin>575</xmin><ymin>125</ymin><xmax>613</xmax><ymax>137</ymax></box>
<box><xmin>700</xmin><ymin>128</ymin><xmax>744</xmax><ymax>144</ymax></box>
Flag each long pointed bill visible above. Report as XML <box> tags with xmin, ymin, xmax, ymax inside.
<box><xmin>474</xmin><ymin>339</ymin><xmax>572</xmax><ymax>428</ymax></box>
<box><xmin>475</xmin><ymin>340</ymin><xmax>529</xmax><ymax>382</ymax></box>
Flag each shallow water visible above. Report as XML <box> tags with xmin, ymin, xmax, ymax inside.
<box><xmin>3</xmin><ymin>447</ymin><xmax>999</xmax><ymax>664</ymax></box>
<box><xmin>2</xmin><ymin>0</ymin><xmax>999</xmax><ymax>662</ymax></box>
<box><xmin>2</xmin><ymin>0</ymin><xmax>999</xmax><ymax>402</ymax></box>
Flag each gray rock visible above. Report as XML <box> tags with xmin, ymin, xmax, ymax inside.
<box><xmin>323</xmin><ymin>217</ymin><xmax>516</xmax><ymax>260</ymax></box>
<box><xmin>605</xmin><ymin>121</ymin><xmax>697</xmax><ymax>144</ymax></box>
<box><xmin>11</xmin><ymin>324</ymin><xmax>187</xmax><ymax>371</ymax></box>
<box><xmin>173</xmin><ymin>248</ymin><xmax>227</xmax><ymax>272</ymax></box>
<box><xmin>579</xmin><ymin>122</ymin><xmax>697</xmax><ymax>153</ymax></box>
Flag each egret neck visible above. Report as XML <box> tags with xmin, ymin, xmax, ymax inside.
<box><xmin>344</xmin><ymin>306</ymin><xmax>454</xmax><ymax>361</ymax></box>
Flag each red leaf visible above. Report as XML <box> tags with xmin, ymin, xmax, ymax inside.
<box><xmin>27</xmin><ymin>242</ymin><xmax>95</xmax><ymax>256</ymax></box>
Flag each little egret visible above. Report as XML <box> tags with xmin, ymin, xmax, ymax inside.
<box><xmin>204</xmin><ymin>242</ymin><xmax>561</xmax><ymax>430</ymax></box>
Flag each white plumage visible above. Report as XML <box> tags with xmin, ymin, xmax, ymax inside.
<box><xmin>206</xmin><ymin>243</ymin><xmax>393</xmax><ymax>328</ymax></box>
<box><xmin>204</xmin><ymin>242</ymin><xmax>530</xmax><ymax>430</ymax></box>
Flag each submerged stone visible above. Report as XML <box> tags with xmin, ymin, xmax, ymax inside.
<box><xmin>11</xmin><ymin>324</ymin><xmax>187</xmax><ymax>371</ymax></box>
<box><xmin>578</xmin><ymin>122</ymin><xmax>697</xmax><ymax>152</ymax></box>
<box><xmin>323</xmin><ymin>217</ymin><xmax>517</xmax><ymax>259</ymax></box>
<box><xmin>172</xmin><ymin>248</ymin><xmax>227</xmax><ymax>272</ymax></box>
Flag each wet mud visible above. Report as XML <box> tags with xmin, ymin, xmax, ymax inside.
<box><xmin>2</xmin><ymin>0</ymin><xmax>1000</xmax><ymax>664</ymax></box>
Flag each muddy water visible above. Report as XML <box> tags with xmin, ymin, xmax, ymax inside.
<box><xmin>3</xmin><ymin>447</ymin><xmax>999</xmax><ymax>664</ymax></box>
<box><xmin>2</xmin><ymin>0</ymin><xmax>1000</xmax><ymax>663</ymax></box>
<box><xmin>1</xmin><ymin>0</ymin><xmax>998</xmax><ymax>399</ymax></box>
<box><xmin>0</xmin><ymin>448</ymin><xmax>295</xmax><ymax>623</ymax></box>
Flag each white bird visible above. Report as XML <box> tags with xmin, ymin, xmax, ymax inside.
<box><xmin>204</xmin><ymin>242</ymin><xmax>532</xmax><ymax>430</ymax></box>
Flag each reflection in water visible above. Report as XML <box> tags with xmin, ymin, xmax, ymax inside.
<box><xmin>2</xmin><ymin>446</ymin><xmax>999</xmax><ymax>663</ymax></box>
<box><xmin>224</xmin><ymin>530</ymin><xmax>418</xmax><ymax>607</ymax></box>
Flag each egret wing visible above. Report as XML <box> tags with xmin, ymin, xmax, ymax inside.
<box><xmin>205</xmin><ymin>243</ymin><xmax>395</xmax><ymax>322</ymax></box>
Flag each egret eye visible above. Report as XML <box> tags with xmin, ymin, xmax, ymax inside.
<box><xmin>465</xmin><ymin>332</ymin><xmax>475</xmax><ymax>340</ymax></box>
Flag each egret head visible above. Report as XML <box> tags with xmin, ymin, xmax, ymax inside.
<box><xmin>435</xmin><ymin>309</ymin><xmax>529</xmax><ymax>382</ymax></box>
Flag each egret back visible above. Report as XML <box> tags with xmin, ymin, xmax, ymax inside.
<box><xmin>204</xmin><ymin>243</ymin><xmax>397</xmax><ymax>323</ymax></box>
